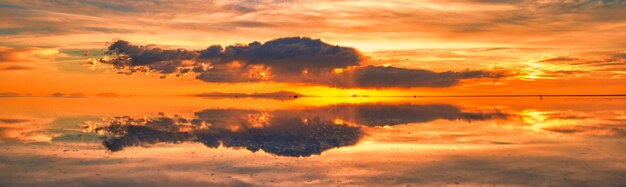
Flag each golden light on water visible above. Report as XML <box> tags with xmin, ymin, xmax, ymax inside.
<box><xmin>1</xmin><ymin>96</ymin><xmax>626</xmax><ymax>186</ymax></box>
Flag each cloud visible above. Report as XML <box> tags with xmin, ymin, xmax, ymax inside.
<box><xmin>193</xmin><ymin>65</ymin><xmax>507</xmax><ymax>88</ymax></box>
<box><xmin>103</xmin><ymin>37</ymin><xmax>362</xmax><ymax>74</ymax></box>
<box><xmin>0</xmin><ymin>47</ymin><xmax>59</xmax><ymax>63</ymax></box>
<box><xmin>95</xmin><ymin>37</ymin><xmax>506</xmax><ymax>88</ymax></box>
<box><xmin>104</xmin><ymin>40</ymin><xmax>197</xmax><ymax>73</ymax></box>
<box><xmin>0</xmin><ymin>118</ymin><xmax>30</xmax><ymax>124</ymax></box>
<box><xmin>1</xmin><ymin>0</ymin><xmax>625</xmax><ymax>53</ymax></box>
<box><xmin>0</xmin><ymin>46</ymin><xmax>61</xmax><ymax>71</ymax></box>
<box><xmin>0</xmin><ymin>92</ymin><xmax>19</xmax><ymax>97</ymax></box>
<box><xmin>96</xmin><ymin>92</ymin><xmax>119</xmax><ymax>97</ymax></box>
<box><xmin>198</xmin><ymin>37</ymin><xmax>362</xmax><ymax>74</ymax></box>
<box><xmin>50</xmin><ymin>92</ymin><xmax>85</xmax><ymax>97</ymax></box>
<box><xmin>0</xmin><ymin>65</ymin><xmax>35</xmax><ymax>71</ymax></box>
<box><xmin>326</xmin><ymin>66</ymin><xmax>507</xmax><ymax>88</ymax></box>
<box><xmin>533</xmin><ymin>51</ymin><xmax>626</xmax><ymax>78</ymax></box>
<box><xmin>539</xmin><ymin>57</ymin><xmax>579</xmax><ymax>63</ymax></box>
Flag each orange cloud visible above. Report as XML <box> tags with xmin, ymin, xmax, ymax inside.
<box><xmin>0</xmin><ymin>47</ymin><xmax>62</xmax><ymax>71</ymax></box>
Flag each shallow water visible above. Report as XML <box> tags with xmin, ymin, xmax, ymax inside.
<box><xmin>1</xmin><ymin>96</ymin><xmax>625</xmax><ymax>186</ymax></box>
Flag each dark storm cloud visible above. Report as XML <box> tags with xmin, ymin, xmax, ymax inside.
<box><xmin>97</xmin><ymin>37</ymin><xmax>507</xmax><ymax>88</ymax></box>
<box><xmin>105</xmin><ymin>40</ymin><xmax>192</xmax><ymax>66</ymax></box>
<box><xmin>197</xmin><ymin>37</ymin><xmax>362</xmax><ymax>74</ymax></box>
<box><xmin>100</xmin><ymin>40</ymin><xmax>199</xmax><ymax>74</ymax></box>
<box><xmin>194</xmin><ymin>65</ymin><xmax>256</xmax><ymax>82</ymax></box>
<box><xmin>103</xmin><ymin>37</ymin><xmax>361</xmax><ymax>72</ymax></box>
<box><xmin>326</xmin><ymin>66</ymin><xmax>507</xmax><ymax>88</ymax></box>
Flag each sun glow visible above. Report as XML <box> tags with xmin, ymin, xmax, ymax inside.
<box><xmin>519</xmin><ymin>61</ymin><xmax>543</xmax><ymax>81</ymax></box>
<box><xmin>334</xmin><ymin>118</ymin><xmax>358</xmax><ymax>127</ymax></box>
<box><xmin>247</xmin><ymin>65</ymin><xmax>272</xmax><ymax>80</ymax></box>
<box><xmin>333</xmin><ymin>66</ymin><xmax>356</xmax><ymax>74</ymax></box>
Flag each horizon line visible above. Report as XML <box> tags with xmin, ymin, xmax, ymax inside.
<box><xmin>2</xmin><ymin>94</ymin><xmax>626</xmax><ymax>98</ymax></box>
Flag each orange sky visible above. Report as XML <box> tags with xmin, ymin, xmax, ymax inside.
<box><xmin>1</xmin><ymin>0</ymin><xmax>625</xmax><ymax>96</ymax></box>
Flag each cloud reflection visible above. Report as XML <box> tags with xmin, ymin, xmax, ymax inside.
<box><xmin>88</xmin><ymin>114</ymin><xmax>363</xmax><ymax>157</ymax></box>
<box><xmin>83</xmin><ymin>103</ymin><xmax>507</xmax><ymax>156</ymax></box>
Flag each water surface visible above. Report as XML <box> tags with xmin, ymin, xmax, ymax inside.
<box><xmin>1</xmin><ymin>97</ymin><xmax>625</xmax><ymax>186</ymax></box>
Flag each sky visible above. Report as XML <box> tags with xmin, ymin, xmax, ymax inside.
<box><xmin>0</xmin><ymin>0</ymin><xmax>625</xmax><ymax>96</ymax></box>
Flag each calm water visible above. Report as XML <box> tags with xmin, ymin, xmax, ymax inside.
<box><xmin>0</xmin><ymin>97</ymin><xmax>625</xmax><ymax>186</ymax></box>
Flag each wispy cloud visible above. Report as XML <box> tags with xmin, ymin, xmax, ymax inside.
<box><xmin>522</xmin><ymin>51</ymin><xmax>626</xmax><ymax>79</ymax></box>
<box><xmin>0</xmin><ymin>47</ymin><xmax>62</xmax><ymax>71</ymax></box>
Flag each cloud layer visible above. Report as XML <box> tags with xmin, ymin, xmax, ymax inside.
<box><xmin>2</xmin><ymin>0</ymin><xmax>625</xmax><ymax>51</ymax></box>
<box><xmin>95</xmin><ymin>37</ymin><xmax>506</xmax><ymax>88</ymax></box>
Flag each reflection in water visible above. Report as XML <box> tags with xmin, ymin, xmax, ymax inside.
<box><xmin>92</xmin><ymin>116</ymin><xmax>363</xmax><ymax>157</ymax></box>
<box><xmin>521</xmin><ymin>109</ymin><xmax>626</xmax><ymax>138</ymax></box>
<box><xmin>0</xmin><ymin>116</ymin><xmax>57</xmax><ymax>142</ymax></box>
<box><xmin>2</xmin><ymin>97</ymin><xmax>625</xmax><ymax>186</ymax></box>
<box><xmin>312</xmin><ymin>104</ymin><xmax>507</xmax><ymax>126</ymax></box>
<box><xmin>83</xmin><ymin>104</ymin><xmax>508</xmax><ymax>156</ymax></box>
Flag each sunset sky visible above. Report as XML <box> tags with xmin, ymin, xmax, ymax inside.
<box><xmin>1</xmin><ymin>0</ymin><xmax>625</xmax><ymax>96</ymax></box>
